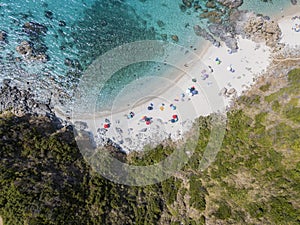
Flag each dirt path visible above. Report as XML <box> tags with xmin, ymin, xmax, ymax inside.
<box><xmin>273</xmin><ymin>57</ymin><xmax>300</xmax><ymax>62</ymax></box>
<box><xmin>0</xmin><ymin>216</ymin><xmax>3</xmax><ymax>225</ymax></box>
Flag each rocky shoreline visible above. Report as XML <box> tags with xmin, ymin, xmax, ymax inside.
<box><xmin>192</xmin><ymin>1</ymin><xmax>284</xmax><ymax>52</ymax></box>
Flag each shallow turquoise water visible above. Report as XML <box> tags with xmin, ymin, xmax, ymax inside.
<box><xmin>0</xmin><ymin>0</ymin><xmax>295</xmax><ymax>110</ymax></box>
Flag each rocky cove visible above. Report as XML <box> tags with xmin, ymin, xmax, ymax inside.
<box><xmin>0</xmin><ymin>0</ymin><xmax>297</xmax><ymax>152</ymax></box>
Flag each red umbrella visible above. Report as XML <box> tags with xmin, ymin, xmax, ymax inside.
<box><xmin>146</xmin><ymin>121</ymin><xmax>151</xmax><ymax>125</ymax></box>
<box><xmin>172</xmin><ymin>115</ymin><xmax>178</xmax><ymax>119</ymax></box>
<box><xmin>104</xmin><ymin>123</ymin><xmax>110</xmax><ymax>129</ymax></box>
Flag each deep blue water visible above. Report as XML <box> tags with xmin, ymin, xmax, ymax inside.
<box><xmin>0</xmin><ymin>0</ymin><xmax>292</xmax><ymax>109</ymax></box>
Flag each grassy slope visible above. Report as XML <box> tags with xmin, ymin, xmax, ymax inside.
<box><xmin>0</xmin><ymin>69</ymin><xmax>299</xmax><ymax>224</ymax></box>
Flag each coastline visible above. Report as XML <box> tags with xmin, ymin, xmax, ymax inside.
<box><xmin>69</xmin><ymin>35</ymin><xmax>272</xmax><ymax>152</ymax></box>
<box><xmin>12</xmin><ymin>3</ymin><xmax>300</xmax><ymax>153</ymax></box>
<box><xmin>63</xmin><ymin>4</ymin><xmax>300</xmax><ymax>153</ymax></box>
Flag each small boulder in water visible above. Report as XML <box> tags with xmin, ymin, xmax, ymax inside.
<box><xmin>0</xmin><ymin>31</ymin><xmax>7</xmax><ymax>42</ymax></box>
<box><xmin>16</xmin><ymin>41</ymin><xmax>33</xmax><ymax>56</ymax></box>
<box><xmin>171</xmin><ymin>35</ymin><xmax>179</xmax><ymax>42</ymax></box>
<box><xmin>44</xmin><ymin>10</ymin><xmax>53</xmax><ymax>19</ymax></box>
<box><xmin>22</xmin><ymin>22</ymin><xmax>48</xmax><ymax>36</ymax></box>
<box><xmin>58</xmin><ymin>20</ymin><xmax>66</xmax><ymax>27</ymax></box>
<box><xmin>182</xmin><ymin>0</ymin><xmax>193</xmax><ymax>8</ymax></box>
<box><xmin>100</xmin><ymin>20</ymin><xmax>107</xmax><ymax>26</ymax></box>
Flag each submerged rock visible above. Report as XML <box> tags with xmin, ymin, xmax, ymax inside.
<box><xmin>44</xmin><ymin>10</ymin><xmax>53</xmax><ymax>19</ymax></box>
<box><xmin>199</xmin><ymin>11</ymin><xmax>222</xmax><ymax>24</ymax></box>
<box><xmin>58</xmin><ymin>20</ymin><xmax>66</xmax><ymax>27</ymax></box>
<box><xmin>0</xmin><ymin>31</ymin><xmax>7</xmax><ymax>42</ymax></box>
<box><xmin>16</xmin><ymin>41</ymin><xmax>49</xmax><ymax>62</ymax></box>
<box><xmin>171</xmin><ymin>35</ymin><xmax>179</xmax><ymax>42</ymax></box>
<box><xmin>161</xmin><ymin>34</ymin><xmax>167</xmax><ymax>41</ymax></box>
<box><xmin>64</xmin><ymin>58</ymin><xmax>82</xmax><ymax>70</ymax></box>
<box><xmin>182</xmin><ymin>0</ymin><xmax>193</xmax><ymax>8</ymax></box>
<box><xmin>16</xmin><ymin>41</ymin><xmax>33</xmax><ymax>56</ymax></box>
<box><xmin>206</xmin><ymin>0</ymin><xmax>217</xmax><ymax>8</ymax></box>
<box><xmin>22</xmin><ymin>22</ymin><xmax>48</xmax><ymax>36</ymax></box>
<box><xmin>157</xmin><ymin>20</ymin><xmax>165</xmax><ymax>27</ymax></box>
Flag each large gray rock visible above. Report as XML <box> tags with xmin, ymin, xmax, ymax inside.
<box><xmin>208</xmin><ymin>24</ymin><xmax>238</xmax><ymax>52</ymax></box>
<box><xmin>243</xmin><ymin>15</ymin><xmax>282</xmax><ymax>47</ymax></box>
<box><xmin>193</xmin><ymin>25</ymin><xmax>220</xmax><ymax>47</ymax></box>
<box><xmin>217</xmin><ymin>0</ymin><xmax>243</xmax><ymax>8</ymax></box>
<box><xmin>291</xmin><ymin>0</ymin><xmax>297</xmax><ymax>5</ymax></box>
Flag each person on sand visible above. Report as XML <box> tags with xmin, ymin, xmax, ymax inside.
<box><xmin>227</xmin><ymin>65</ymin><xmax>235</xmax><ymax>73</ymax></box>
<box><xmin>170</xmin><ymin>104</ymin><xmax>176</xmax><ymax>110</ymax></box>
<box><xmin>180</xmin><ymin>93</ymin><xmax>185</xmax><ymax>101</ymax></box>
<box><xmin>215</xmin><ymin>57</ymin><xmax>221</xmax><ymax>65</ymax></box>
<box><xmin>147</xmin><ymin>103</ymin><xmax>154</xmax><ymax>110</ymax></box>
<box><xmin>127</xmin><ymin>111</ymin><xmax>135</xmax><ymax>119</ymax></box>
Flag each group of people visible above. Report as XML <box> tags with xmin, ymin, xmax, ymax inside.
<box><xmin>292</xmin><ymin>23</ymin><xmax>300</xmax><ymax>32</ymax></box>
<box><xmin>101</xmin><ymin>64</ymin><xmax>210</xmax><ymax>130</ymax></box>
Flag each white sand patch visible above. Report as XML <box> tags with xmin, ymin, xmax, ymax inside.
<box><xmin>278</xmin><ymin>5</ymin><xmax>300</xmax><ymax>46</ymax></box>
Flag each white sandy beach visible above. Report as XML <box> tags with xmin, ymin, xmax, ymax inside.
<box><xmin>277</xmin><ymin>5</ymin><xmax>300</xmax><ymax>46</ymax></box>
<box><xmin>68</xmin><ymin>8</ymin><xmax>300</xmax><ymax>153</ymax></box>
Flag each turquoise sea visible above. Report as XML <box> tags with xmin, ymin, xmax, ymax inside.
<box><xmin>0</xmin><ymin>0</ymin><xmax>292</xmax><ymax>110</ymax></box>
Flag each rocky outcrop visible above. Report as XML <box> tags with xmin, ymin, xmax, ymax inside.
<box><xmin>16</xmin><ymin>41</ymin><xmax>49</xmax><ymax>62</ymax></box>
<box><xmin>217</xmin><ymin>0</ymin><xmax>243</xmax><ymax>8</ymax></box>
<box><xmin>0</xmin><ymin>31</ymin><xmax>7</xmax><ymax>42</ymax></box>
<box><xmin>0</xmin><ymin>79</ymin><xmax>53</xmax><ymax>116</ymax></box>
<box><xmin>243</xmin><ymin>15</ymin><xmax>282</xmax><ymax>47</ymax></box>
<box><xmin>193</xmin><ymin>25</ymin><xmax>220</xmax><ymax>47</ymax></box>
<box><xmin>291</xmin><ymin>0</ymin><xmax>297</xmax><ymax>5</ymax></box>
<box><xmin>22</xmin><ymin>22</ymin><xmax>48</xmax><ymax>36</ymax></box>
<box><xmin>16</xmin><ymin>41</ymin><xmax>33</xmax><ymax>56</ymax></box>
<box><xmin>208</xmin><ymin>24</ymin><xmax>238</xmax><ymax>52</ymax></box>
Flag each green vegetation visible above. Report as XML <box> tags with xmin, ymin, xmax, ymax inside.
<box><xmin>259</xmin><ymin>82</ymin><xmax>271</xmax><ymax>92</ymax></box>
<box><xmin>0</xmin><ymin>68</ymin><xmax>300</xmax><ymax>224</ymax></box>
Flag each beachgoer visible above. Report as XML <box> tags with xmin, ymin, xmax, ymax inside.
<box><xmin>127</xmin><ymin>111</ymin><xmax>135</xmax><ymax>119</ymax></box>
